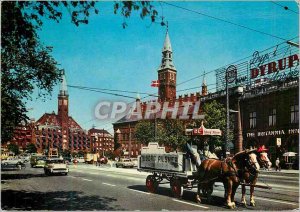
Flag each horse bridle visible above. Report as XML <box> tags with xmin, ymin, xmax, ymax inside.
<box><xmin>257</xmin><ymin>153</ymin><xmax>270</xmax><ymax>168</ymax></box>
<box><xmin>245</xmin><ymin>154</ymin><xmax>260</xmax><ymax>174</ymax></box>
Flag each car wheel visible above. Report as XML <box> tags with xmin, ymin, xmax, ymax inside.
<box><xmin>116</xmin><ymin>164</ymin><xmax>119</xmax><ymax>168</ymax></box>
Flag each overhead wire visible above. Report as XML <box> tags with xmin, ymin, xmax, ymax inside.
<box><xmin>270</xmin><ymin>1</ymin><xmax>299</xmax><ymax>14</ymax></box>
<box><xmin>161</xmin><ymin>1</ymin><xmax>289</xmax><ymax>41</ymax></box>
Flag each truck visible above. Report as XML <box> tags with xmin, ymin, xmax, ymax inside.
<box><xmin>84</xmin><ymin>153</ymin><xmax>97</xmax><ymax>164</ymax></box>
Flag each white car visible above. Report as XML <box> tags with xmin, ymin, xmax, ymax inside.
<box><xmin>130</xmin><ymin>158</ymin><xmax>138</xmax><ymax>167</ymax></box>
<box><xmin>116</xmin><ymin>158</ymin><xmax>134</xmax><ymax>168</ymax></box>
<box><xmin>77</xmin><ymin>157</ymin><xmax>85</xmax><ymax>163</ymax></box>
<box><xmin>44</xmin><ymin>158</ymin><xmax>69</xmax><ymax>175</ymax></box>
<box><xmin>1</xmin><ymin>157</ymin><xmax>22</xmax><ymax>165</ymax></box>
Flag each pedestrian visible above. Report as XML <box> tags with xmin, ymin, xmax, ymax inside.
<box><xmin>275</xmin><ymin>158</ymin><xmax>281</xmax><ymax>171</ymax></box>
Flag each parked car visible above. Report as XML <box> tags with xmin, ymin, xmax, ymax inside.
<box><xmin>20</xmin><ymin>155</ymin><xmax>30</xmax><ymax>163</ymax></box>
<box><xmin>73</xmin><ymin>157</ymin><xmax>84</xmax><ymax>163</ymax></box>
<box><xmin>1</xmin><ymin>157</ymin><xmax>24</xmax><ymax>168</ymax></box>
<box><xmin>130</xmin><ymin>158</ymin><xmax>138</xmax><ymax>167</ymax></box>
<box><xmin>44</xmin><ymin>158</ymin><xmax>69</xmax><ymax>176</ymax></box>
<box><xmin>116</xmin><ymin>158</ymin><xmax>134</xmax><ymax>168</ymax></box>
<box><xmin>30</xmin><ymin>155</ymin><xmax>47</xmax><ymax>168</ymax></box>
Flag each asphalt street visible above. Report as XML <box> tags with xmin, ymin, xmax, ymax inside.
<box><xmin>1</xmin><ymin>163</ymin><xmax>299</xmax><ymax>211</ymax></box>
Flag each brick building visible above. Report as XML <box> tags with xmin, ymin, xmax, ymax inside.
<box><xmin>10</xmin><ymin>70</ymin><xmax>92</xmax><ymax>154</ymax></box>
<box><xmin>89</xmin><ymin>128</ymin><xmax>114</xmax><ymax>156</ymax></box>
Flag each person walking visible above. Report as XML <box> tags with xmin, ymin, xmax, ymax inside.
<box><xmin>275</xmin><ymin>158</ymin><xmax>281</xmax><ymax>171</ymax></box>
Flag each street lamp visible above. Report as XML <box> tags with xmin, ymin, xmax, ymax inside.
<box><xmin>225</xmin><ymin>65</ymin><xmax>237</xmax><ymax>157</ymax></box>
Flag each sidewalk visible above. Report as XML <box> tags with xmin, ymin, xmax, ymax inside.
<box><xmin>70</xmin><ymin>163</ymin><xmax>299</xmax><ymax>176</ymax></box>
<box><xmin>70</xmin><ymin>163</ymin><xmax>149</xmax><ymax>176</ymax></box>
<box><xmin>260</xmin><ymin>168</ymin><xmax>299</xmax><ymax>175</ymax></box>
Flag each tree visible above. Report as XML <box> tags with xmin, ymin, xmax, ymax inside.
<box><xmin>114</xmin><ymin>134</ymin><xmax>121</xmax><ymax>151</ymax></box>
<box><xmin>26</xmin><ymin>143</ymin><xmax>37</xmax><ymax>154</ymax></box>
<box><xmin>134</xmin><ymin>120</ymin><xmax>165</xmax><ymax>146</ymax></box>
<box><xmin>135</xmin><ymin>119</ymin><xmax>187</xmax><ymax>151</ymax></box>
<box><xmin>7</xmin><ymin>143</ymin><xmax>20</xmax><ymax>155</ymax></box>
<box><xmin>77</xmin><ymin>151</ymin><xmax>85</xmax><ymax>157</ymax></box>
<box><xmin>192</xmin><ymin>100</ymin><xmax>233</xmax><ymax>154</ymax></box>
<box><xmin>160</xmin><ymin>119</ymin><xmax>188</xmax><ymax>151</ymax></box>
<box><xmin>1</xmin><ymin>1</ymin><xmax>158</xmax><ymax>142</ymax></box>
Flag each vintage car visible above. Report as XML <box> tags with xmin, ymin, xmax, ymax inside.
<box><xmin>1</xmin><ymin>156</ymin><xmax>25</xmax><ymax>169</ymax></box>
<box><xmin>44</xmin><ymin>158</ymin><xmax>69</xmax><ymax>175</ymax></box>
<box><xmin>1</xmin><ymin>156</ymin><xmax>22</xmax><ymax>165</ymax></box>
<box><xmin>130</xmin><ymin>158</ymin><xmax>138</xmax><ymax>167</ymax></box>
<box><xmin>30</xmin><ymin>155</ymin><xmax>47</xmax><ymax>168</ymax></box>
<box><xmin>116</xmin><ymin>158</ymin><xmax>134</xmax><ymax>168</ymax></box>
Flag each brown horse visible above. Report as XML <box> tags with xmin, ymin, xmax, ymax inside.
<box><xmin>240</xmin><ymin>151</ymin><xmax>272</xmax><ymax>206</ymax></box>
<box><xmin>196</xmin><ymin>149</ymin><xmax>260</xmax><ymax>209</ymax></box>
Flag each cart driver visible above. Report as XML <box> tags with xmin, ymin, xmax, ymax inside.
<box><xmin>185</xmin><ymin>138</ymin><xmax>201</xmax><ymax>168</ymax></box>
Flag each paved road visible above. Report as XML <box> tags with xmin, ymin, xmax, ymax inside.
<box><xmin>1</xmin><ymin>163</ymin><xmax>299</xmax><ymax>210</ymax></box>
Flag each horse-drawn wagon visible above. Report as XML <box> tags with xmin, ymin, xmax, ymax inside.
<box><xmin>137</xmin><ymin>124</ymin><xmax>222</xmax><ymax>199</ymax></box>
<box><xmin>137</xmin><ymin>124</ymin><xmax>272</xmax><ymax>209</ymax></box>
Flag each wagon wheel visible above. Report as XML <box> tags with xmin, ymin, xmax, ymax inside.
<box><xmin>146</xmin><ymin>175</ymin><xmax>158</xmax><ymax>193</ymax></box>
<box><xmin>201</xmin><ymin>183</ymin><xmax>214</xmax><ymax>200</ymax></box>
<box><xmin>170</xmin><ymin>178</ymin><xmax>183</xmax><ymax>198</ymax></box>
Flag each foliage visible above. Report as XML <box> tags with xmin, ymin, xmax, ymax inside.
<box><xmin>7</xmin><ymin>143</ymin><xmax>20</xmax><ymax>155</ymax></box>
<box><xmin>135</xmin><ymin>119</ymin><xmax>187</xmax><ymax>150</ymax></box>
<box><xmin>159</xmin><ymin>119</ymin><xmax>187</xmax><ymax>151</ymax></box>
<box><xmin>59</xmin><ymin>149</ymin><xmax>71</xmax><ymax>158</ymax></box>
<box><xmin>192</xmin><ymin>100</ymin><xmax>233</xmax><ymax>152</ymax></box>
<box><xmin>105</xmin><ymin>150</ymin><xmax>115</xmax><ymax>160</ymax></box>
<box><xmin>114</xmin><ymin>134</ymin><xmax>121</xmax><ymax>151</ymax></box>
<box><xmin>77</xmin><ymin>151</ymin><xmax>85</xmax><ymax>157</ymax></box>
<box><xmin>1</xmin><ymin>1</ymin><xmax>157</xmax><ymax>142</ymax></box>
<box><xmin>25</xmin><ymin>143</ymin><xmax>37</xmax><ymax>153</ymax></box>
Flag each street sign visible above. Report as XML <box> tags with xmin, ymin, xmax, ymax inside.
<box><xmin>276</xmin><ymin>138</ymin><xmax>281</xmax><ymax>146</ymax></box>
<box><xmin>225</xmin><ymin>65</ymin><xmax>237</xmax><ymax>83</ymax></box>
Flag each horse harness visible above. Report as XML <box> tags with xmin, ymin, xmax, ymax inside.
<box><xmin>220</xmin><ymin>158</ymin><xmax>240</xmax><ymax>178</ymax></box>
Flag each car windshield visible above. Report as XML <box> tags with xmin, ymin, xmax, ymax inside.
<box><xmin>46</xmin><ymin>159</ymin><xmax>64</xmax><ymax>164</ymax></box>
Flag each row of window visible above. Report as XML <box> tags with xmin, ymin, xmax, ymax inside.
<box><xmin>249</xmin><ymin>105</ymin><xmax>299</xmax><ymax>128</ymax></box>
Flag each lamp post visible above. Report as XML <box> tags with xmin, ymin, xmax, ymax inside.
<box><xmin>234</xmin><ymin>86</ymin><xmax>244</xmax><ymax>153</ymax></box>
<box><xmin>115</xmin><ymin>129</ymin><xmax>121</xmax><ymax>157</ymax></box>
<box><xmin>225</xmin><ymin>65</ymin><xmax>237</xmax><ymax>157</ymax></box>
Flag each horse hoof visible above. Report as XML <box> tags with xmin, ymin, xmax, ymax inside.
<box><xmin>196</xmin><ymin>194</ymin><xmax>201</xmax><ymax>203</ymax></box>
<box><xmin>227</xmin><ymin>203</ymin><xmax>235</xmax><ymax>209</ymax></box>
<box><xmin>250</xmin><ymin>202</ymin><xmax>256</xmax><ymax>207</ymax></box>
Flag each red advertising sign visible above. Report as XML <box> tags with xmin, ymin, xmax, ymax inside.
<box><xmin>192</xmin><ymin>125</ymin><xmax>222</xmax><ymax>136</ymax></box>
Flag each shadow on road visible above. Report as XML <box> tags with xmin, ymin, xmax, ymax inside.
<box><xmin>127</xmin><ymin>184</ymin><xmax>253</xmax><ymax>210</ymax></box>
<box><xmin>1</xmin><ymin>173</ymin><xmax>46</xmax><ymax>180</ymax></box>
<box><xmin>1</xmin><ymin>189</ymin><xmax>125</xmax><ymax>210</ymax></box>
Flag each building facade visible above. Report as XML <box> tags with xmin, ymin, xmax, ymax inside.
<box><xmin>9</xmin><ymin>71</ymin><xmax>104</xmax><ymax>154</ymax></box>
<box><xmin>89</xmin><ymin>128</ymin><xmax>114</xmax><ymax>156</ymax></box>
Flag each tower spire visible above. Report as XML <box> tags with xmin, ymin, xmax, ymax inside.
<box><xmin>59</xmin><ymin>69</ymin><xmax>68</xmax><ymax>96</ymax></box>
<box><xmin>159</xmin><ymin>30</ymin><xmax>176</xmax><ymax>71</ymax></box>
<box><xmin>157</xmin><ymin>28</ymin><xmax>177</xmax><ymax>101</ymax></box>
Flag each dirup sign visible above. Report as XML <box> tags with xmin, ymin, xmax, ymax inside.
<box><xmin>216</xmin><ymin>42</ymin><xmax>299</xmax><ymax>91</ymax></box>
<box><xmin>250</xmin><ymin>54</ymin><xmax>299</xmax><ymax>79</ymax></box>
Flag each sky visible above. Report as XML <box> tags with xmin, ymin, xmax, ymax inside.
<box><xmin>26</xmin><ymin>1</ymin><xmax>299</xmax><ymax>134</ymax></box>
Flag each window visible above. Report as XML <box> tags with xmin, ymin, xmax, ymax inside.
<box><xmin>249</xmin><ymin>112</ymin><xmax>256</xmax><ymax>129</ymax></box>
<box><xmin>291</xmin><ymin>105</ymin><xmax>299</xmax><ymax>123</ymax></box>
<box><xmin>268</xmin><ymin>109</ymin><xmax>276</xmax><ymax>126</ymax></box>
